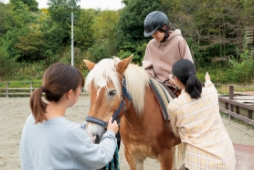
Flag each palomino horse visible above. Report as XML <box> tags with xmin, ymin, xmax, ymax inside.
<box><xmin>83</xmin><ymin>55</ymin><xmax>184</xmax><ymax>170</ymax></box>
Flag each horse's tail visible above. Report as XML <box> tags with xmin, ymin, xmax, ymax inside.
<box><xmin>172</xmin><ymin>143</ymin><xmax>186</xmax><ymax>170</ymax></box>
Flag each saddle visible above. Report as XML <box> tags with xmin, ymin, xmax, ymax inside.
<box><xmin>149</xmin><ymin>78</ymin><xmax>181</xmax><ymax>127</ymax></box>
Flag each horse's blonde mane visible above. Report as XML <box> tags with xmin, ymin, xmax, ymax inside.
<box><xmin>123</xmin><ymin>64</ymin><xmax>149</xmax><ymax>115</ymax></box>
<box><xmin>85</xmin><ymin>57</ymin><xmax>149</xmax><ymax>115</ymax></box>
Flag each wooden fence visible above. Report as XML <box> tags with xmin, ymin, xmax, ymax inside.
<box><xmin>1</xmin><ymin>82</ymin><xmax>254</xmax><ymax>126</ymax></box>
<box><xmin>246</xmin><ymin>26</ymin><xmax>254</xmax><ymax>46</ymax></box>
<box><xmin>0</xmin><ymin>82</ymin><xmax>88</xmax><ymax>97</ymax></box>
<box><xmin>218</xmin><ymin>85</ymin><xmax>254</xmax><ymax>126</ymax></box>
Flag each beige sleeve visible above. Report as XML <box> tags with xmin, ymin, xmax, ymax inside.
<box><xmin>167</xmin><ymin>103</ymin><xmax>180</xmax><ymax>137</ymax></box>
<box><xmin>205</xmin><ymin>80</ymin><xmax>214</xmax><ymax>87</ymax></box>
<box><xmin>142</xmin><ymin>45</ymin><xmax>155</xmax><ymax>78</ymax></box>
<box><xmin>178</xmin><ymin>39</ymin><xmax>194</xmax><ymax>62</ymax></box>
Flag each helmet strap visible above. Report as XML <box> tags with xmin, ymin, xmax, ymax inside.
<box><xmin>161</xmin><ymin>25</ymin><xmax>169</xmax><ymax>42</ymax></box>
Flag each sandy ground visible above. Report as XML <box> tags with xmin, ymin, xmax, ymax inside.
<box><xmin>0</xmin><ymin>96</ymin><xmax>254</xmax><ymax>170</ymax></box>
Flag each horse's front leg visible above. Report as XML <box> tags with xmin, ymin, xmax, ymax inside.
<box><xmin>124</xmin><ymin>145</ymin><xmax>146</xmax><ymax>170</ymax></box>
<box><xmin>158</xmin><ymin>148</ymin><xmax>175</xmax><ymax>170</ymax></box>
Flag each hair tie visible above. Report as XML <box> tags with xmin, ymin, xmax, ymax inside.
<box><xmin>188</xmin><ymin>73</ymin><xmax>194</xmax><ymax>77</ymax></box>
<box><xmin>40</xmin><ymin>86</ymin><xmax>45</xmax><ymax>93</ymax></box>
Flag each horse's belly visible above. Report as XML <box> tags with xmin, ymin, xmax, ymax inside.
<box><xmin>128</xmin><ymin>144</ymin><xmax>158</xmax><ymax>159</ymax></box>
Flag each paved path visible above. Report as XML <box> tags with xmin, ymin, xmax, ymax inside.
<box><xmin>222</xmin><ymin>119</ymin><xmax>254</xmax><ymax>170</ymax></box>
<box><xmin>234</xmin><ymin>144</ymin><xmax>254</xmax><ymax>170</ymax></box>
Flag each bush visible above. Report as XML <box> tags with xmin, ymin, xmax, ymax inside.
<box><xmin>0</xmin><ymin>47</ymin><xmax>19</xmax><ymax>80</ymax></box>
<box><xmin>226</xmin><ymin>49</ymin><xmax>254</xmax><ymax>84</ymax></box>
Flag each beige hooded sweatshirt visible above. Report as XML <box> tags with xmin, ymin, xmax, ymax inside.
<box><xmin>142</xmin><ymin>29</ymin><xmax>193</xmax><ymax>84</ymax></box>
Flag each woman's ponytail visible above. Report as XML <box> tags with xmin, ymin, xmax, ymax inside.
<box><xmin>185</xmin><ymin>74</ymin><xmax>202</xmax><ymax>99</ymax></box>
<box><xmin>30</xmin><ymin>87</ymin><xmax>47</xmax><ymax>123</ymax></box>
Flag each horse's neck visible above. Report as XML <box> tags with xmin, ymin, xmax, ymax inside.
<box><xmin>122</xmin><ymin>104</ymin><xmax>143</xmax><ymax>130</ymax></box>
<box><xmin>122</xmin><ymin>87</ymin><xmax>157</xmax><ymax>129</ymax></box>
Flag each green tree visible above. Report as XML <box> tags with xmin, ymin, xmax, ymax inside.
<box><xmin>20</xmin><ymin>0</ymin><xmax>39</xmax><ymax>12</ymax></box>
<box><xmin>74</xmin><ymin>9</ymin><xmax>95</xmax><ymax>50</ymax></box>
<box><xmin>10</xmin><ymin>0</ymin><xmax>34</xmax><ymax>27</ymax></box>
<box><xmin>0</xmin><ymin>47</ymin><xmax>18</xmax><ymax>79</ymax></box>
<box><xmin>86</xmin><ymin>43</ymin><xmax>109</xmax><ymax>62</ymax></box>
<box><xmin>2</xmin><ymin>28</ymin><xmax>30</xmax><ymax>59</ymax></box>
<box><xmin>162</xmin><ymin>0</ymin><xmax>254</xmax><ymax>67</ymax></box>
<box><xmin>15</xmin><ymin>32</ymin><xmax>46</xmax><ymax>61</ymax></box>
<box><xmin>83</xmin><ymin>10</ymin><xmax>120</xmax><ymax>62</ymax></box>
<box><xmin>41</xmin><ymin>23</ymin><xmax>66</xmax><ymax>56</ymax></box>
<box><xmin>48</xmin><ymin>0</ymin><xmax>80</xmax><ymax>25</ymax></box>
<box><xmin>2</xmin><ymin>0</ymin><xmax>36</xmax><ymax>60</ymax></box>
<box><xmin>116</xmin><ymin>0</ymin><xmax>163</xmax><ymax>64</ymax></box>
<box><xmin>91</xmin><ymin>10</ymin><xmax>119</xmax><ymax>56</ymax></box>
<box><xmin>47</xmin><ymin>0</ymin><xmax>81</xmax><ymax>45</ymax></box>
<box><xmin>0</xmin><ymin>3</ymin><xmax>16</xmax><ymax>35</ymax></box>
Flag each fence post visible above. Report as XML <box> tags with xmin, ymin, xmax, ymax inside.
<box><xmin>229</xmin><ymin>85</ymin><xmax>234</xmax><ymax>120</ymax></box>
<box><xmin>6</xmin><ymin>82</ymin><xmax>9</xmax><ymax>98</ymax></box>
<box><xmin>30</xmin><ymin>82</ymin><xmax>33</xmax><ymax>95</ymax></box>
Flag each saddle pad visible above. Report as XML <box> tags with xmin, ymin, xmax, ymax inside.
<box><xmin>149</xmin><ymin>78</ymin><xmax>174</xmax><ymax>121</ymax></box>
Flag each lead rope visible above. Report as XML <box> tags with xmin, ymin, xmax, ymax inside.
<box><xmin>106</xmin><ymin>77</ymin><xmax>129</xmax><ymax>170</ymax></box>
<box><xmin>106</xmin><ymin>146</ymin><xmax>120</xmax><ymax>170</ymax></box>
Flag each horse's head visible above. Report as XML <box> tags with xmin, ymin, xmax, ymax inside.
<box><xmin>83</xmin><ymin>55</ymin><xmax>133</xmax><ymax>143</ymax></box>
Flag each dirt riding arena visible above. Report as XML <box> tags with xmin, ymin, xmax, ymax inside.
<box><xmin>0</xmin><ymin>96</ymin><xmax>254</xmax><ymax>170</ymax></box>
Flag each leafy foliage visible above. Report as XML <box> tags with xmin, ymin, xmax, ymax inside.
<box><xmin>162</xmin><ymin>0</ymin><xmax>254</xmax><ymax>65</ymax></box>
<box><xmin>0</xmin><ymin>3</ymin><xmax>16</xmax><ymax>35</ymax></box>
<box><xmin>74</xmin><ymin>9</ymin><xmax>95</xmax><ymax>50</ymax></box>
<box><xmin>47</xmin><ymin>0</ymin><xmax>80</xmax><ymax>25</ymax></box>
<box><xmin>115</xmin><ymin>0</ymin><xmax>163</xmax><ymax>64</ymax></box>
<box><xmin>15</xmin><ymin>33</ymin><xmax>46</xmax><ymax>61</ymax></box>
<box><xmin>0</xmin><ymin>47</ymin><xmax>18</xmax><ymax>80</ymax></box>
<box><xmin>20</xmin><ymin>0</ymin><xmax>39</xmax><ymax>12</ymax></box>
<box><xmin>86</xmin><ymin>42</ymin><xmax>110</xmax><ymax>62</ymax></box>
<box><xmin>86</xmin><ymin>10</ymin><xmax>120</xmax><ymax>62</ymax></box>
<box><xmin>226</xmin><ymin>49</ymin><xmax>254</xmax><ymax>84</ymax></box>
<box><xmin>0</xmin><ymin>0</ymin><xmax>254</xmax><ymax>85</ymax></box>
<box><xmin>10</xmin><ymin>0</ymin><xmax>34</xmax><ymax>24</ymax></box>
<box><xmin>47</xmin><ymin>0</ymin><xmax>81</xmax><ymax>45</ymax></box>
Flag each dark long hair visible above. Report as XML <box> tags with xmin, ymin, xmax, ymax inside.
<box><xmin>30</xmin><ymin>63</ymin><xmax>84</xmax><ymax>123</ymax></box>
<box><xmin>172</xmin><ymin>59</ymin><xmax>202</xmax><ymax>99</ymax></box>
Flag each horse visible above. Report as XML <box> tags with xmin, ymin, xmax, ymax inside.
<box><xmin>83</xmin><ymin>55</ymin><xmax>185</xmax><ymax>170</ymax></box>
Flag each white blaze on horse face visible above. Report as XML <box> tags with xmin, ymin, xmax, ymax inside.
<box><xmin>91</xmin><ymin>87</ymin><xmax>102</xmax><ymax>112</ymax></box>
<box><xmin>92</xmin><ymin>86</ymin><xmax>108</xmax><ymax>113</ymax></box>
<box><xmin>96</xmin><ymin>87</ymin><xmax>102</xmax><ymax>100</ymax></box>
<box><xmin>94</xmin><ymin>80</ymin><xmax>106</xmax><ymax>107</ymax></box>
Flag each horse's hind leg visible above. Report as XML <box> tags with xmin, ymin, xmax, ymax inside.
<box><xmin>124</xmin><ymin>146</ymin><xmax>145</xmax><ymax>170</ymax></box>
<box><xmin>158</xmin><ymin>148</ymin><xmax>175</xmax><ymax>170</ymax></box>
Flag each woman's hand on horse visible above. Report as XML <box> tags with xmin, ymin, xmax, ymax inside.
<box><xmin>107</xmin><ymin>117</ymin><xmax>119</xmax><ymax>134</ymax></box>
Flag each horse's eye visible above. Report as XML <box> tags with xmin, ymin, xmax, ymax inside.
<box><xmin>108</xmin><ymin>90</ymin><xmax>116</xmax><ymax>96</ymax></box>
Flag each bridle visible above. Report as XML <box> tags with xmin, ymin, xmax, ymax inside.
<box><xmin>86</xmin><ymin>76</ymin><xmax>132</xmax><ymax>128</ymax></box>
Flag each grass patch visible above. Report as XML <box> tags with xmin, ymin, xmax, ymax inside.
<box><xmin>216</xmin><ymin>84</ymin><xmax>254</xmax><ymax>95</ymax></box>
<box><xmin>0</xmin><ymin>80</ymin><xmax>42</xmax><ymax>97</ymax></box>
<box><xmin>0</xmin><ymin>80</ymin><xmax>42</xmax><ymax>88</ymax></box>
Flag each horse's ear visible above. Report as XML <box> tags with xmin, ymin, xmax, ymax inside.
<box><xmin>116</xmin><ymin>55</ymin><xmax>133</xmax><ymax>74</ymax></box>
<box><xmin>83</xmin><ymin>59</ymin><xmax>95</xmax><ymax>70</ymax></box>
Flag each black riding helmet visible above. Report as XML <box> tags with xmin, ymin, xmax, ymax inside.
<box><xmin>144</xmin><ymin>11</ymin><xmax>169</xmax><ymax>37</ymax></box>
